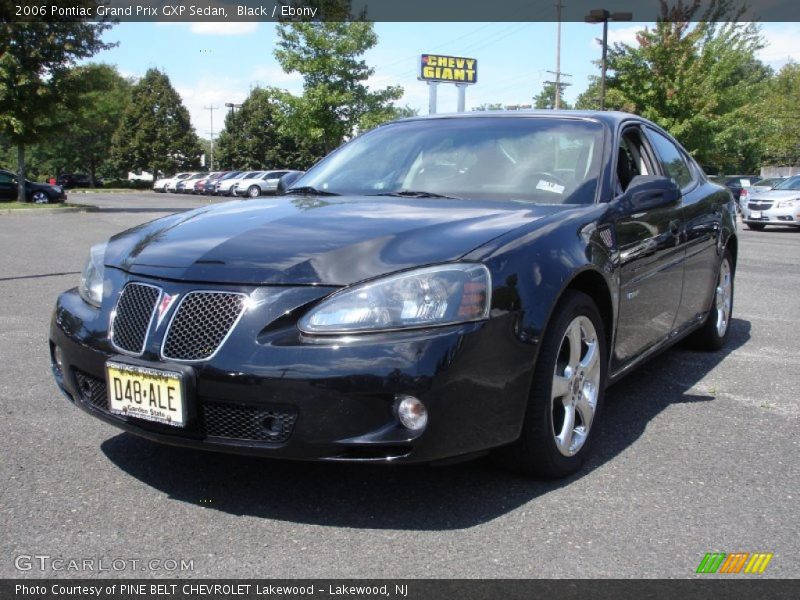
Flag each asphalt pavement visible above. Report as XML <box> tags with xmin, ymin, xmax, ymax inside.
<box><xmin>0</xmin><ymin>192</ymin><xmax>797</xmax><ymax>578</ymax></box>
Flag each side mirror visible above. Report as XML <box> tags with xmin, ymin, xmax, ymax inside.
<box><xmin>621</xmin><ymin>175</ymin><xmax>680</xmax><ymax>212</ymax></box>
<box><xmin>277</xmin><ymin>171</ymin><xmax>305</xmax><ymax>195</ymax></box>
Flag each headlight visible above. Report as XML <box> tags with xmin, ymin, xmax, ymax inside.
<box><xmin>78</xmin><ymin>242</ymin><xmax>107</xmax><ymax>307</ymax></box>
<box><xmin>298</xmin><ymin>263</ymin><xmax>491</xmax><ymax>334</ymax></box>
<box><xmin>776</xmin><ymin>198</ymin><xmax>799</xmax><ymax>208</ymax></box>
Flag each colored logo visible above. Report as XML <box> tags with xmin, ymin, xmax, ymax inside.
<box><xmin>696</xmin><ymin>552</ymin><xmax>773</xmax><ymax>574</ymax></box>
<box><xmin>156</xmin><ymin>293</ymin><xmax>179</xmax><ymax>327</ymax></box>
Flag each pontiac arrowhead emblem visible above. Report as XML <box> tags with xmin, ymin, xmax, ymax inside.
<box><xmin>156</xmin><ymin>293</ymin><xmax>178</xmax><ymax>327</ymax></box>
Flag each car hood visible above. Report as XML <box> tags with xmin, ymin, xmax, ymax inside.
<box><xmin>750</xmin><ymin>189</ymin><xmax>800</xmax><ymax>201</ymax></box>
<box><xmin>104</xmin><ymin>195</ymin><xmax>563</xmax><ymax>285</ymax></box>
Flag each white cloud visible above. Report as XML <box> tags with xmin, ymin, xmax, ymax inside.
<box><xmin>176</xmin><ymin>79</ymin><xmax>248</xmax><ymax>138</ymax></box>
<box><xmin>758</xmin><ymin>25</ymin><xmax>800</xmax><ymax>64</ymax></box>
<box><xmin>606</xmin><ymin>24</ymin><xmax>644</xmax><ymax>47</ymax></box>
<box><xmin>250</xmin><ymin>65</ymin><xmax>303</xmax><ymax>90</ymax></box>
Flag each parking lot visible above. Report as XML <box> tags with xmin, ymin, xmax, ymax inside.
<box><xmin>0</xmin><ymin>192</ymin><xmax>798</xmax><ymax>578</ymax></box>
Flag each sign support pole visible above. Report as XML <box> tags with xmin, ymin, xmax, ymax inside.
<box><xmin>456</xmin><ymin>84</ymin><xmax>466</xmax><ymax>112</ymax></box>
<box><xmin>428</xmin><ymin>82</ymin><xmax>438</xmax><ymax>115</ymax></box>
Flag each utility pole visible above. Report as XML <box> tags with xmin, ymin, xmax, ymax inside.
<box><xmin>205</xmin><ymin>105</ymin><xmax>218</xmax><ymax>171</ymax></box>
<box><xmin>555</xmin><ymin>0</ymin><xmax>563</xmax><ymax>109</ymax></box>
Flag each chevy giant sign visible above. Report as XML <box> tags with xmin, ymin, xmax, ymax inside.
<box><xmin>419</xmin><ymin>54</ymin><xmax>478</xmax><ymax>84</ymax></box>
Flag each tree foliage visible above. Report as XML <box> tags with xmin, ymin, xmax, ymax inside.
<box><xmin>215</xmin><ymin>87</ymin><xmax>307</xmax><ymax>170</ymax></box>
<box><xmin>33</xmin><ymin>64</ymin><xmax>131</xmax><ymax>184</ymax></box>
<box><xmin>576</xmin><ymin>0</ymin><xmax>772</xmax><ymax>172</ymax></box>
<box><xmin>534</xmin><ymin>82</ymin><xmax>572</xmax><ymax>110</ymax></box>
<box><xmin>274</xmin><ymin>22</ymin><xmax>405</xmax><ymax>161</ymax></box>
<box><xmin>758</xmin><ymin>62</ymin><xmax>800</xmax><ymax>165</ymax></box>
<box><xmin>0</xmin><ymin>17</ymin><xmax>115</xmax><ymax>199</ymax></box>
<box><xmin>110</xmin><ymin>68</ymin><xmax>201</xmax><ymax>178</ymax></box>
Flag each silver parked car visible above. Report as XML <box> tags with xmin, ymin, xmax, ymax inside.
<box><xmin>233</xmin><ymin>170</ymin><xmax>292</xmax><ymax>198</ymax></box>
<box><xmin>741</xmin><ymin>175</ymin><xmax>800</xmax><ymax>230</ymax></box>
<box><xmin>738</xmin><ymin>176</ymin><xmax>787</xmax><ymax>210</ymax></box>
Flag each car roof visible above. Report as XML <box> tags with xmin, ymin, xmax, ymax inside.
<box><xmin>394</xmin><ymin>109</ymin><xmax>636</xmax><ymax>127</ymax></box>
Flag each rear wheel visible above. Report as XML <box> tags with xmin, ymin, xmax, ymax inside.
<box><xmin>498</xmin><ymin>290</ymin><xmax>607</xmax><ymax>478</ymax></box>
<box><xmin>745</xmin><ymin>222</ymin><xmax>765</xmax><ymax>230</ymax></box>
<box><xmin>247</xmin><ymin>185</ymin><xmax>260</xmax><ymax>198</ymax></box>
<box><xmin>688</xmin><ymin>248</ymin><xmax>734</xmax><ymax>351</ymax></box>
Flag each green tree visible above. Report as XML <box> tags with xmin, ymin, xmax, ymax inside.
<box><xmin>471</xmin><ymin>103</ymin><xmax>505</xmax><ymax>111</ymax></box>
<box><xmin>110</xmin><ymin>68</ymin><xmax>201</xmax><ymax>179</ymax></box>
<box><xmin>578</xmin><ymin>0</ymin><xmax>771</xmax><ymax>172</ymax></box>
<box><xmin>34</xmin><ymin>64</ymin><xmax>131</xmax><ymax>184</ymax></box>
<box><xmin>759</xmin><ymin>62</ymin><xmax>800</xmax><ymax>165</ymax></box>
<box><xmin>274</xmin><ymin>22</ymin><xmax>404</xmax><ymax>159</ymax></box>
<box><xmin>534</xmin><ymin>82</ymin><xmax>572</xmax><ymax>110</ymax></box>
<box><xmin>0</xmin><ymin>17</ymin><xmax>115</xmax><ymax>200</ymax></box>
<box><xmin>215</xmin><ymin>87</ymin><xmax>307</xmax><ymax>170</ymax></box>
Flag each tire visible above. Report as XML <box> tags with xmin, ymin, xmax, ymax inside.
<box><xmin>745</xmin><ymin>222</ymin><xmax>765</xmax><ymax>230</ymax></box>
<box><xmin>687</xmin><ymin>248</ymin><xmax>734</xmax><ymax>351</ymax></box>
<box><xmin>31</xmin><ymin>191</ymin><xmax>50</xmax><ymax>204</ymax></box>
<box><xmin>497</xmin><ymin>290</ymin><xmax>608</xmax><ymax>479</ymax></box>
<box><xmin>247</xmin><ymin>185</ymin><xmax>260</xmax><ymax>198</ymax></box>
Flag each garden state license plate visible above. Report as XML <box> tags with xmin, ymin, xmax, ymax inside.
<box><xmin>106</xmin><ymin>361</ymin><xmax>185</xmax><ymax>427</ymax></box>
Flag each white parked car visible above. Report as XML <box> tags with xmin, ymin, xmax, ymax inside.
<box><xmin>233</xmin><ymin>170</ymin><xmax>291</xmax><ymax>198</ymax></box>
<box><xmin>159</xmin><ymin>172</ymin><xmax>195</xmax><ymax>193</ymax></box>
<box><xmin>741</xmin><ymin>175</ymin><xmax>800</xmax><ymax>230</ymax></box>
<box><xmin>216</xmin><ymin>171</ymin><xmax>261</xmax><ymax>196</ymax></box>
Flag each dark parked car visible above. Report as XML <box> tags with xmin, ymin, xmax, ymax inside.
<box><xmin>49</xmin><ymin>111</ymin><xmax>737</xmax><ymax>478</ymax></box>
<box><xmin>0</xmin><ymin>169</ymin><xmax>67</xmax><ymax>203</ymax></box>
<box><xmin>56</xmin><ymin>173</ymin><xmax>92</xmax><ymax>188</ymax></box>
<box><xmin>709</xmin><ymin>175</ymin><xmax>760</xmax><ymax>205</ymax></box>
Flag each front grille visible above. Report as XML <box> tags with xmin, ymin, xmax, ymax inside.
<box><xmin>73</xmin><ymin>369</ymin><xmax>108</xmax><ymax>410</ymax></box>
<box><xmin>111</xmin><ymin>283</ymin><xmax>161</xmax><ymax>355</ymax></box>
<box><xmin>748</xmin><ymin>202</ymin><xmax>773</xmax><ymax>211</ymax></box>
<box><xmin>162</xmin><ymin>292</ymin><xmax>247</xmax><ymax>361</ymax></box>
<box><xmin>201</xmin><ymin>402</ymin><xmax>297</xmax><ymax>443</ymax></box>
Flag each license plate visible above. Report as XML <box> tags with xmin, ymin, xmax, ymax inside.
<box><xmin>106</xmin><ymin>361</ymin><xmax>185</xmax><ymax>427</ymax></box>
<box><xmin>750</xmin><ymin>210</ymin><xmax>762</xmax><ymax>219</ymax></box>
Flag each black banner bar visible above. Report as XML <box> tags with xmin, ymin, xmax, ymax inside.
<box><xmin>2</xmin><ymin>580</ymin><xmax>800</xmax><ymax>600</ymax></box>
<box><xmin>4</xmin><ymin>0</ymin><xmax>800</xmax><ymax>23</ymax></box>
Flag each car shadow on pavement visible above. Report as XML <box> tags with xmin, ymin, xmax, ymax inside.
<box><xmin>101</xmin><ymin>317</ymin><xmax>751</xmax><ymax>530</ymax></box>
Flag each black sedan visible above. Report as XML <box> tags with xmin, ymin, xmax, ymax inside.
<box><xmin>49</xmin><ymin>112</ymin><xmax>737</xmax><ymax>478</ymax></box>
<box><xmin>0</xmin><ymin>169</ymin><xmax>67</xmax><ymax>203</ymax></box>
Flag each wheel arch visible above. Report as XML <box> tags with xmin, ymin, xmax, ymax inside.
<box><xmin>562</xmin><ymin>269</ymin><xmax>614</xmax><ymax>350</ymax></box>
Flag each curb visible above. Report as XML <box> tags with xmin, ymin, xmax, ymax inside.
<box><xmin>0</xmin><ymin>205</ymin><xmax>98</xmax><ymax>215</ymax></box>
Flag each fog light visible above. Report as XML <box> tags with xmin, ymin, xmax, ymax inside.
<box><xmin>397</xmin><ymin>396</ymin><xmax>427</xmax><ymax>431</ymax></box>
<box><xmin>52</xmin><ymin>345</ymin><xmax>64</xmax><ymax>377</ymax></box>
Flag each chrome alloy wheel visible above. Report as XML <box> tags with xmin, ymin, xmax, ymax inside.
<box><xmin>32</xmin><ymin>191</ymin><xmax>49</xmax><ymax>204</ymax></box>
<box><xmin>715</xmin><ymin>257</ymin><xmax>732</xmax><ymax>338</ymax></box>
<box><xmin>551</xmin><ymin>316</ymin><xmax>601</xmax><ymax>457</ymax></box>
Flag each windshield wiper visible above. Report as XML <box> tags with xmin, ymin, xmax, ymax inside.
<box><xmin>370</xmin><ymin>190</ymin><xmax>458</xmax><ymax>199</ymax></box>
<box><xmin>286</xmin><ymin>186</ymin><xmax>340</xmax><ymax>196</ymax></box>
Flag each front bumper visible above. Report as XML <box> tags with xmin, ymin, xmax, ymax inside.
<box><xmin>743</xmin><ymin>203</ymin><xmax>800</xmax><ymax>226</ymax></box>
<box><xmin>49</xmin><ymin>275</ymin><xmax>534</xmax><ymax>464</ymax></box>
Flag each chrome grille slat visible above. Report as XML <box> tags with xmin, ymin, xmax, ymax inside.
<box><xmin>110</xmin><ymin>283</ymin><xmax>161</xmax><ymax>355</ymax></box>
<box><xmin>162</xmin><ymin>291</ymin><xmax>246</xmax><ymax>361</ymax></box>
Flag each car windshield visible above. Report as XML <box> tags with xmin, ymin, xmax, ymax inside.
<box><xmin>773</xmin><ymin>176</ymin><xmax>800</xmax><ymax>191</ymax></box>
<box><xmin>295</xmin><ymin>117</ymin><xmax>605</xmax><ymax>204</ymax></box>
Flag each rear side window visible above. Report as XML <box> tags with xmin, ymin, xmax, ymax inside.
<box><xmin>646</xmin><ymin>129</ymin><xmax>694</xmax><ymax>189</ymax></box>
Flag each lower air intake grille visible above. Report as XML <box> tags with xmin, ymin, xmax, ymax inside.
<box><xmin>73</xmin><ymin>369</ymin><xmax>108</xmax><ymax>410</ymax></box>
<box><xmin>201</xmin><ymin>403</ymin><xmax>297</xmax><ymax>443</ymax></box>
<box><xmin>162</xmin><ymin>292</ymin><xmax>247</xmax><ymax>361</ymax></box>
<box><xmin>111</xmin><ymin>283</ymin><xmax>161</xmax><ymax>354</ymax></box>
<box><xmin>748</xmin><ymin>202</ymin><xmax>773</xmax><ymax>211</ymax></box>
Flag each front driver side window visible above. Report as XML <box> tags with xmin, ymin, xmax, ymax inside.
<box><xmin>616</xmin><ymin>128</ymin><xmax>651</xmax><ymax>195</ymax></box>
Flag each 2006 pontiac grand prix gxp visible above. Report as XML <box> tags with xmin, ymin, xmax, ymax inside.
<box><xmin>50</xmin><ymin>111</ymin><xmax>737</xmax><ymax>478</ymax></box>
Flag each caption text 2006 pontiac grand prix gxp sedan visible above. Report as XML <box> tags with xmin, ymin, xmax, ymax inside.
<box><xmin>49</xmin><ymin>112</ymin><xmax>736</xmax><ymax>478</ymax></box>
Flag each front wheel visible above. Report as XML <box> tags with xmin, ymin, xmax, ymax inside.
<box><xmin>31</xmin><ymin>191</ymin><xmax>50</xmax><ymax>204</ymax></box>
<box><xmin>497</xmin><ymin>290</ymin><xmax>607</xmax><ymax>479</ymax></box>
<box><xmin>688</xmin><ymin>248</ymin><xmax>734</xmax><ymax>351</ymax></box>
<box><xmin>247</xmin><ymin>185</ymin><xmax>260</xmax><ymax>198</ymax></box>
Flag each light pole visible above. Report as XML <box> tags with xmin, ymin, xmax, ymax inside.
<box><xmin>224</xmin><ymin>102</ymin><xmax>242</xmax><ymax>116</ymax></box>
<box><xmin>585</xmin><ymin>9</ymin><xmax>632</xmax><ymax>110</ymax></box>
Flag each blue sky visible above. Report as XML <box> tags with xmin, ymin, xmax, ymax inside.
<box><xmin>93</xmin><ymin>21</ymin><xmax>800</xmax><ymax>139</ymax></box>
